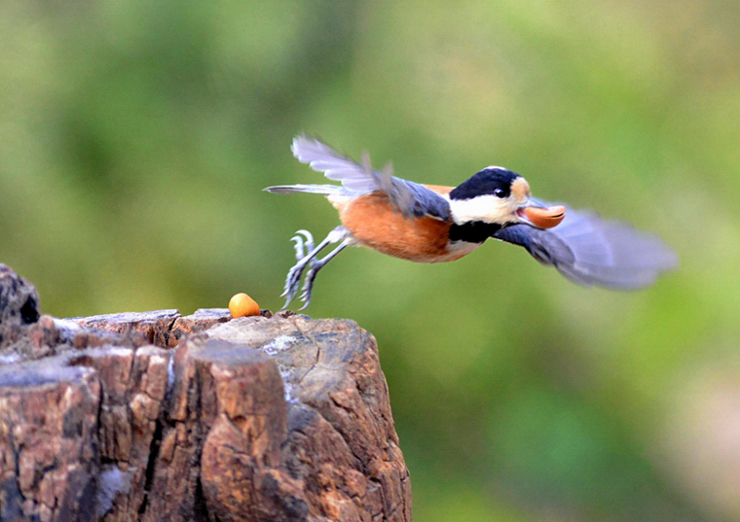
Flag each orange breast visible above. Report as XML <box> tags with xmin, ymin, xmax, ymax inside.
<box><xmin>338</xmin><ymin>192</ymin><xmax>463</xmax><ymax>263</ymax></box>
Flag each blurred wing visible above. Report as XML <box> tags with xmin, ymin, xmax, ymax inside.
<box><xmin>493</xmin><ymin>206</ymin><xmax>678</xmax><ymax>289</ymax></box>
<box><xmin>292</xmin><ymin>136</ymin><xmax>451</xmax><ymax>220</ymax></box>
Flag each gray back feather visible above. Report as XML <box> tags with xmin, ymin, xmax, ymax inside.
<box><xmin>291</xmin><ymin>136</ymin><xmax>451</xmax><ymax>220</ymax></box>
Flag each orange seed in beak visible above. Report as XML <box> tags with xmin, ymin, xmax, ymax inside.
<box><xmin>524</xmin><ymin>205</ymin><xmax>566</xmax><ymax>229</ymax></box>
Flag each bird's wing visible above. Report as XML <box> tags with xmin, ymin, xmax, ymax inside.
<box><xmin>292</xmin><ymin>136</ymin><xmax>451</xmax><ymax>220</ymax></box>
<box><xmin>493</xmin><ymin>205</ymin><xmax>678</xmax><ymax>289</ymax></box>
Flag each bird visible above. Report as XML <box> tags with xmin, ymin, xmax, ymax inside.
<box><xmin>265</xmin><ymin>136</ymin><xmax>678</xmax><ymax>309</ymax></box>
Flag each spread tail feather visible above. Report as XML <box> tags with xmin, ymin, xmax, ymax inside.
<box><xmin>264</xmin><ymin>184</ymin><xmax>344</xmax><ymax>195</ymax></box>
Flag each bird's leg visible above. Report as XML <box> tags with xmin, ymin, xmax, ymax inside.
<box><xmin>299</xmin><ymin>237</ymin><xmax>353</xmax><ymax>310</ymax></box>
<box><xmin>282</xmin><ymin>226</ymin><xmax>350</xmax><ymax>309</ymax></box>
<box><xmin>282</xmin><ymin>230</ymin><xmax>316</xmax><ymax>303</ymax></box>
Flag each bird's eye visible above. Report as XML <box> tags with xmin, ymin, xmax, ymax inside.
<box><xmin>493</xmin><ymin>188</ymin><xmax>506</xmax><ymax>198</ymax></box>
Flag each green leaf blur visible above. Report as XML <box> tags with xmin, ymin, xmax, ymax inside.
<box><xmin>1</xmin><ymin>2</ymin><xmax>738</xmax><ymax>520</ymax></box>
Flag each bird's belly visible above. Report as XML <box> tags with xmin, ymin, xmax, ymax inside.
<box><xmin>437</xmin><ymin>240</ymin><xmax>481</xmax><ymax>262</ymax></box>
<box><xmin>337</xmin><ymin>192</ymin><xmax>478</xmax><ymax>263</ymax></box>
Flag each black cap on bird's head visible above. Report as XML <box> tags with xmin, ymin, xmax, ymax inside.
<box><xmin>447</xmin><ymin>166</ymin><xmax>565</xmax><ymax>231</ymax></box>
<box><xmin>449</xmin><ymin>167</ymin><xmax>522</xmax><ymax>201</ymax></box>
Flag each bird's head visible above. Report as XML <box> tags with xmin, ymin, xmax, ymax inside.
<box><xmin>448</xmin><ymin>167</ymin><xmax>565</xmax><ymax>230</ymax></box>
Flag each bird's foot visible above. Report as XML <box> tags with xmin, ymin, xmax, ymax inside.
<box><xmin>281</xmin><ymin>258</ymin><xmax>309</xmax><ymax>309</ymax></box>
<box><xmin>290</xmin><ymin>230</ymin><xmax>314</xmax><ymax>261</ymax></box>
<box><xmin>298</xmin><ymin>258</ymin><xmax>323</xmax><ymax>310</ymax></box>
<box><xmin>280</xmin><ymin>226</ymin><xmax>351</xmax><ymax>310</ymax></box>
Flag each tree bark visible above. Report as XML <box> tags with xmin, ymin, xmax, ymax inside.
<box><xmin>0</xmin><ymin>266</ymin><xmax>411</xmax><ymax>521</ymax></box>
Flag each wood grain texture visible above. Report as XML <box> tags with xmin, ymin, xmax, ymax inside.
<box><xmin>0</xmin><ymin>265</ymin><xmax>410</xmax><ymax>521</ymax></box>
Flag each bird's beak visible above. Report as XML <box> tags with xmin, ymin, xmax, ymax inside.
<box><xmin>516</xmin><ymin>198</ymin><xmax>566</xmax><ymax>229</ymax></box>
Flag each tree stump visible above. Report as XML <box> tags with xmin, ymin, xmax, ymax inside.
<box><xmin>0</xmin><ymin>264</ymin><xmax>411</xmax><ymax>521</ymax></box>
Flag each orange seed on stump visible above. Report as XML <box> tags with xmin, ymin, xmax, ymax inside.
<box><xmin>229</xmin><ymin>293</ymin><xmax>260</xmax><ymax>318</ymax></box>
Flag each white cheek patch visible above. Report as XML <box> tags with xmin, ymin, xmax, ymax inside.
<box><xmin>447</xmin><ymin>194</ymin><xmax>515</xmax><ymax>225</ymax></box>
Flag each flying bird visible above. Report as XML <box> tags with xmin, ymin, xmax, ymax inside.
<box><xmin>265</xmin><ymin>136</ymin><xmax>677</xmax><ymax>309</ymax></box>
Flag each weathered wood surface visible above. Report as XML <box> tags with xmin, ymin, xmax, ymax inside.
<box><xmin>0</xmin><ymin>265</ymin><xmax>411</xmax><ymax>521</ymax></box>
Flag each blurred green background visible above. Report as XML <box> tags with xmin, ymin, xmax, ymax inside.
<box><xmin>2</xmin><ymin>1</ymin><xmax>739</xmax><ymax>520</ymax></box>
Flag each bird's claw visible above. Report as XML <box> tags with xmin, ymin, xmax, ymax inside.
<box><xmin>280</xmin><ymin>261</ymin><xmax>306</xmax><ymax>307</ymax></box>
<box><xmin>280</xmin><ymin>226</ymin><xmax>350</xmax><ymax>310</ymax></box>
<box><xmin>298</xmin><ymin>262</ymin><xmax>321</xmax><ymax>309</ymax></box>
<box><xmin>281</xmin><ymin>233</ymin><xmax>319</xmax><ymax>309</ymax></box>
<box><xmin>290</xmin><ymin>235</ymin><xmax>305</xmax><ymax>260</ymax></box>
<box><xmin>290</xmin><ymin>230</ymin><xmax>314</xmax><ymax>261</ymax></box>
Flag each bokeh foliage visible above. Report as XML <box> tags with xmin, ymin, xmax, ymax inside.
<box><xmin>1</xmin><ymin>1</ymin><xmax>739</xmax><ymax>520</ymax></box>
